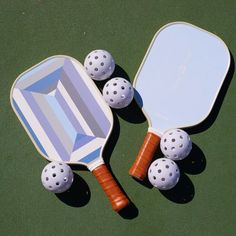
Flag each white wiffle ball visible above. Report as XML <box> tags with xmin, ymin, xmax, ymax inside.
<box><xmin>148</xmin><ymin>158</ymin><xmax>180</xmax><ymax>190</ymax></box>
<box><xmin>160</xmin><ymin>129</ymin><xmax>192</xmax><ymax>161</ymax></box>
<box><xmin>84</xmin><ymin>49</ymin><xmax>115</xmax><ymax>80</ymax></box>
<box><xmin>41</xmin><ymin>161</ymin><xmax>74</xmax><ymax>193</ymax></box>
<box><xmin>102</xmin><ymin>77</ymin><xmax>134</xmax><ymax>109</ymax></box>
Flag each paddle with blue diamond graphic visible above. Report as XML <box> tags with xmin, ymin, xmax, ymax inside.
<box><xmin>10</xmin><ymin>55</ymin><xmax>130</xmax><ymax>212</ymax></box>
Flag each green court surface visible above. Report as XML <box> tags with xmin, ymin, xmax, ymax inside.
<box><xmin>0</xmin><ymin>1</ymin><xmax>236</xmax><ymax>235</ymax></box>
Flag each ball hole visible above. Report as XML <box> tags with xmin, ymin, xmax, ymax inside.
<box><xmin>171</xmin><ymin>147</ymin><xmax>175</xmax><ymax>150</ymax></box>
<box><xmin>113</xmin><ymin>83</ymin><xmax>117</xmax><ymax>86</ymax></box>
<box><xmin>90</xmin><ymin>73</ymin><xmax>94</xmax><ymax>77</ymax></box>
<box><xmin>176</xmin><ymin>169</ymin><xmax>178</xmax><ymax>172</ymax></box>
<box><xmin>155</xmin><ymin>163</ymin><xmax>158</xmax><ymax>166</ymax></box>
<box><xmin>52</xmin><ymin>165</ymin><xmax>55</xmax><ymax>169</ymax></box>
<box><xmin>64</xmin><ymin>177</ymin><xmax>68</xmax><ymax>182</ymax></box>
<box><xmin>158</xmin><ymin>169</ymin><xmax>161</xmax><ymax>173</ymax></box>
<box><xmin>94</xmin><ymin>68</ymin><xmax>98</xmax><ymax>71</ymax></box>
<box><xmin>95</xmin><ymin>56</ymin><xmax>98</xmax><ymax>59</ymax></box>
<box><xmin>88</xmin><ymin>56</ymin><xmax>90</xmax><ymax>59</ymax></box>
<box><xmin>49</xmin><ymin>186</ymin><xmax>52</xmax><ymax>188</ymax></box>
<box><xmin>180</xmin><ymin>135</ymin><xmax>183</xmax><ymax>139</ymax></box>
<box><xmin>89</xmin><ymin>62</ymin><xmax>92</xmax><ymax>65</ymax></box>
<box><xmin>166</xmin><ymin>165</ymin><xmax>169</xmax><ymax>169</ymax></box>
<box><xmin>153</xmin><ymin>176</ymin><xmax>156</xmax><ymax>180</ymax></box>
<box><xmin>121</xmin><ymin>86</ymin><xmax>125</xmax><ymax>90</ymax></box>
<box><xmin>61</xmin><ymin>169</ymin><xmax>64</xmax><ymax>173</ymax></box>
<box><xmin>169</xmin><ymin>173</ymin><xmax>173</xmax><ymax>176</ymax></box>
<box><xmin>56</xmin><ymin>182</ymin><xmax>60</xmax><ymax>186</ymax></box>
<box><xmin>106</xmin><ymin>83</ymin><xmax>109</xmax><ymax>87</ymax></box>
<box><xmin>161</xmin><ymin>178</ymin><xmax>165</xmax><ymax>181</ymax></box>
<box><xmin>149</xmin><ymin>169</ymin><xmax>152</xmax><ymax>173</ymax></box>
<box><xmin>46</xmin><ymin>177</ymin><xmax>49</xmax><ymax>181</ymax></box>
<box><xmin>169</xmin><ymin>132</ymin><xmax>173</xmax><ymax>135</ymax></box>
<box><xmin>164</xmin><ymin>139</ymin><xmax>167</xmax><ymax>142</ymax></box>
<box><xmin>44</xmin><ymin>169</ymin><xmax>47</xmax><ymax>173</ymax></box>
<box><xmin>172</xmin><ymin>138</ymin><xmax>175</xmax><ymax>142</ymax></box>
<box><xmin>164</xmin><ymin>147</ymin><xmax>167</xmax><ymax>150</ymax></box>
<box><xmin>113</xmin><ymin>91</ymin><xmax>117</xmax><ymax>95</ymax></box>
<box><xmin>103</xmin><ymin>55</ymin><xmax>107</xmax><ymax>58</ymax></box>
<box><xmin>123</xmin><ymin>80</ymin><xmax>127</xmax><ymax>83</ymax></box>
<box><xmin>52</xmin><ymin>173</ymin><xmax>56</xmax><ymax>177</ymax></box>
<box><xmin>179</xmin><ymin>144</ymin><xmax>183</xmax><ymax>148</ymax></box>
<box><xmin>106</xmin><ymin>91</ymin><xmax>109</xmax><ymax>95</ymax></box>
<box><xmin>162</xmin><ymin>159</ymin><xmax>166</xmax><ymax>161</ymax></box>
<box><xmin>59</xmin><ymin>163</ymin><xmax>62</xmax><ymax>165</ymax></box>
<box><xmin>171</xmin><ymin>162</ymin><xmax>174</xmax><ymax>165</ymax></box>
<box><xmin>110</xmin><ymin>99</ymin><xmax>113</xmax><ymax>102</ymax></box>
<box><xmin>103</xmin><ymin>71</ymin><xmax>106</xmax><ymax>75</ymax></box>
<box><xmin>101</xmin><ymin>62</ymin><xmax>104</xmax><ymax>66</ymax></box>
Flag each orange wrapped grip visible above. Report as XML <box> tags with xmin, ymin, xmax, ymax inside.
<box><xmin>129</xmin><ymin>132</ymin><xmax>160</xmax><ymax>181</ymax></box>
<box><xmin>92</xmin><ymin>164</ymin><xmax>130</xmax><ymax>212</ymax></box>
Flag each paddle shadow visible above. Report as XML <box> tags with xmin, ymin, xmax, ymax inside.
<box><xmin>56</xmin><ymin>173</ymin><xmax>91</xmax><ymax>207</ymax></box>
<box><xmin>102</xmin><ymin>110</ymin><xmax>120</xmax><ymax>164</ymax></box>
<box><xmin>102</xmin><ymin>117</ymin><xmax>138</xmax><ymax>219</ymax></box>
<box><xmin>187</xmin><ymin>52</ymin><xmax>235</xmax><ymax>134</ymax></box>
<box><xmin>160</xmin><ymin>172</ymin><xmax>195</xmax><ymax>204</ymax></box>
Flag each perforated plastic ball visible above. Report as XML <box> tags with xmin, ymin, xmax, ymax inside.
<box><xmin>41</xmin><ymin>162</ymin><xmax>74</xmax><ymax>193</ymax></box>
<box><xmin>102</xmin><ymin>77</ymin><xmax>134</xmax><ymax>109</ymax></box>
<box><xmin>148</xmin><ymin>158</ymin><xmax>180</xmax><ymax>190</ymax></box>
<box><xmin>160</xmin><ymin>129</ymin><xmax>192</xmax><ymax>161</ymax></box>
<box><xmin>84</xmin><ymin>49</ymin><xmax>115</xmax><ymax>80</ymax></box>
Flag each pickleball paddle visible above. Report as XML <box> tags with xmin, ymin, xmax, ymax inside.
<box><xmin>10</xmin><ymin>55</ymin><xmax>130</xmax><ymax>211</ymax></box>
<box><xmin>129</xmin><ymin>22</ymin><xmax>230</xmax><ymax>180</ymax></box>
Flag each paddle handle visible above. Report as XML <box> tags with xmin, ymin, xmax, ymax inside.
<box><xmin>92</xmin><ymin>164</ymin><xmax>130</xmax><ymax>212</ymax></box>
<box><xmin>129</xmin><ymin>132</ymin><xmax>160</xmax><ymax>181</ymax></box>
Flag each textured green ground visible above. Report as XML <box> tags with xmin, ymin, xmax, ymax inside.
<box><xmin>0</xmin><ymin>0</ymin><xmax>236</xmax><ymax>235</ymax></box>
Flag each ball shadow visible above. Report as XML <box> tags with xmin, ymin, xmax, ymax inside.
<box><xmin>94</xmin><ymin>64</ymin><xmax>129</xmax><ymax>91</ymax></box>
<box><xmin>56</xmin><ymin>173</ymin><xmax>91</xmax><ymax>207</ymax></box>
<box><xmin>160</xmin><ymin>173</ymin><xmax>195</xmax><ymax>204</ymax></box>
<box><xmin>115</xmin><ymin>95</ymin><xmax>146</xmax><ymax>124</ymax></box>
<box><xmin>95</xmin><ymin>64</ymin><xmax>146</xmax><ymax>124</ymax></box>
<box><xmin>177</xmin><ymin>143</ymin><xmax>206</xmax><ymax>175</ymax></box>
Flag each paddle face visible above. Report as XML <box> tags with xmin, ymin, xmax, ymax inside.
<box><xmin>134</xmin><ymin>22</ymin><xmax>230</xmax><ymax>135</ymax></box>
<box><xmin>10</xmin><ymin>56</ymin><xmax>113</xmax><ymax>171</ymax></box>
